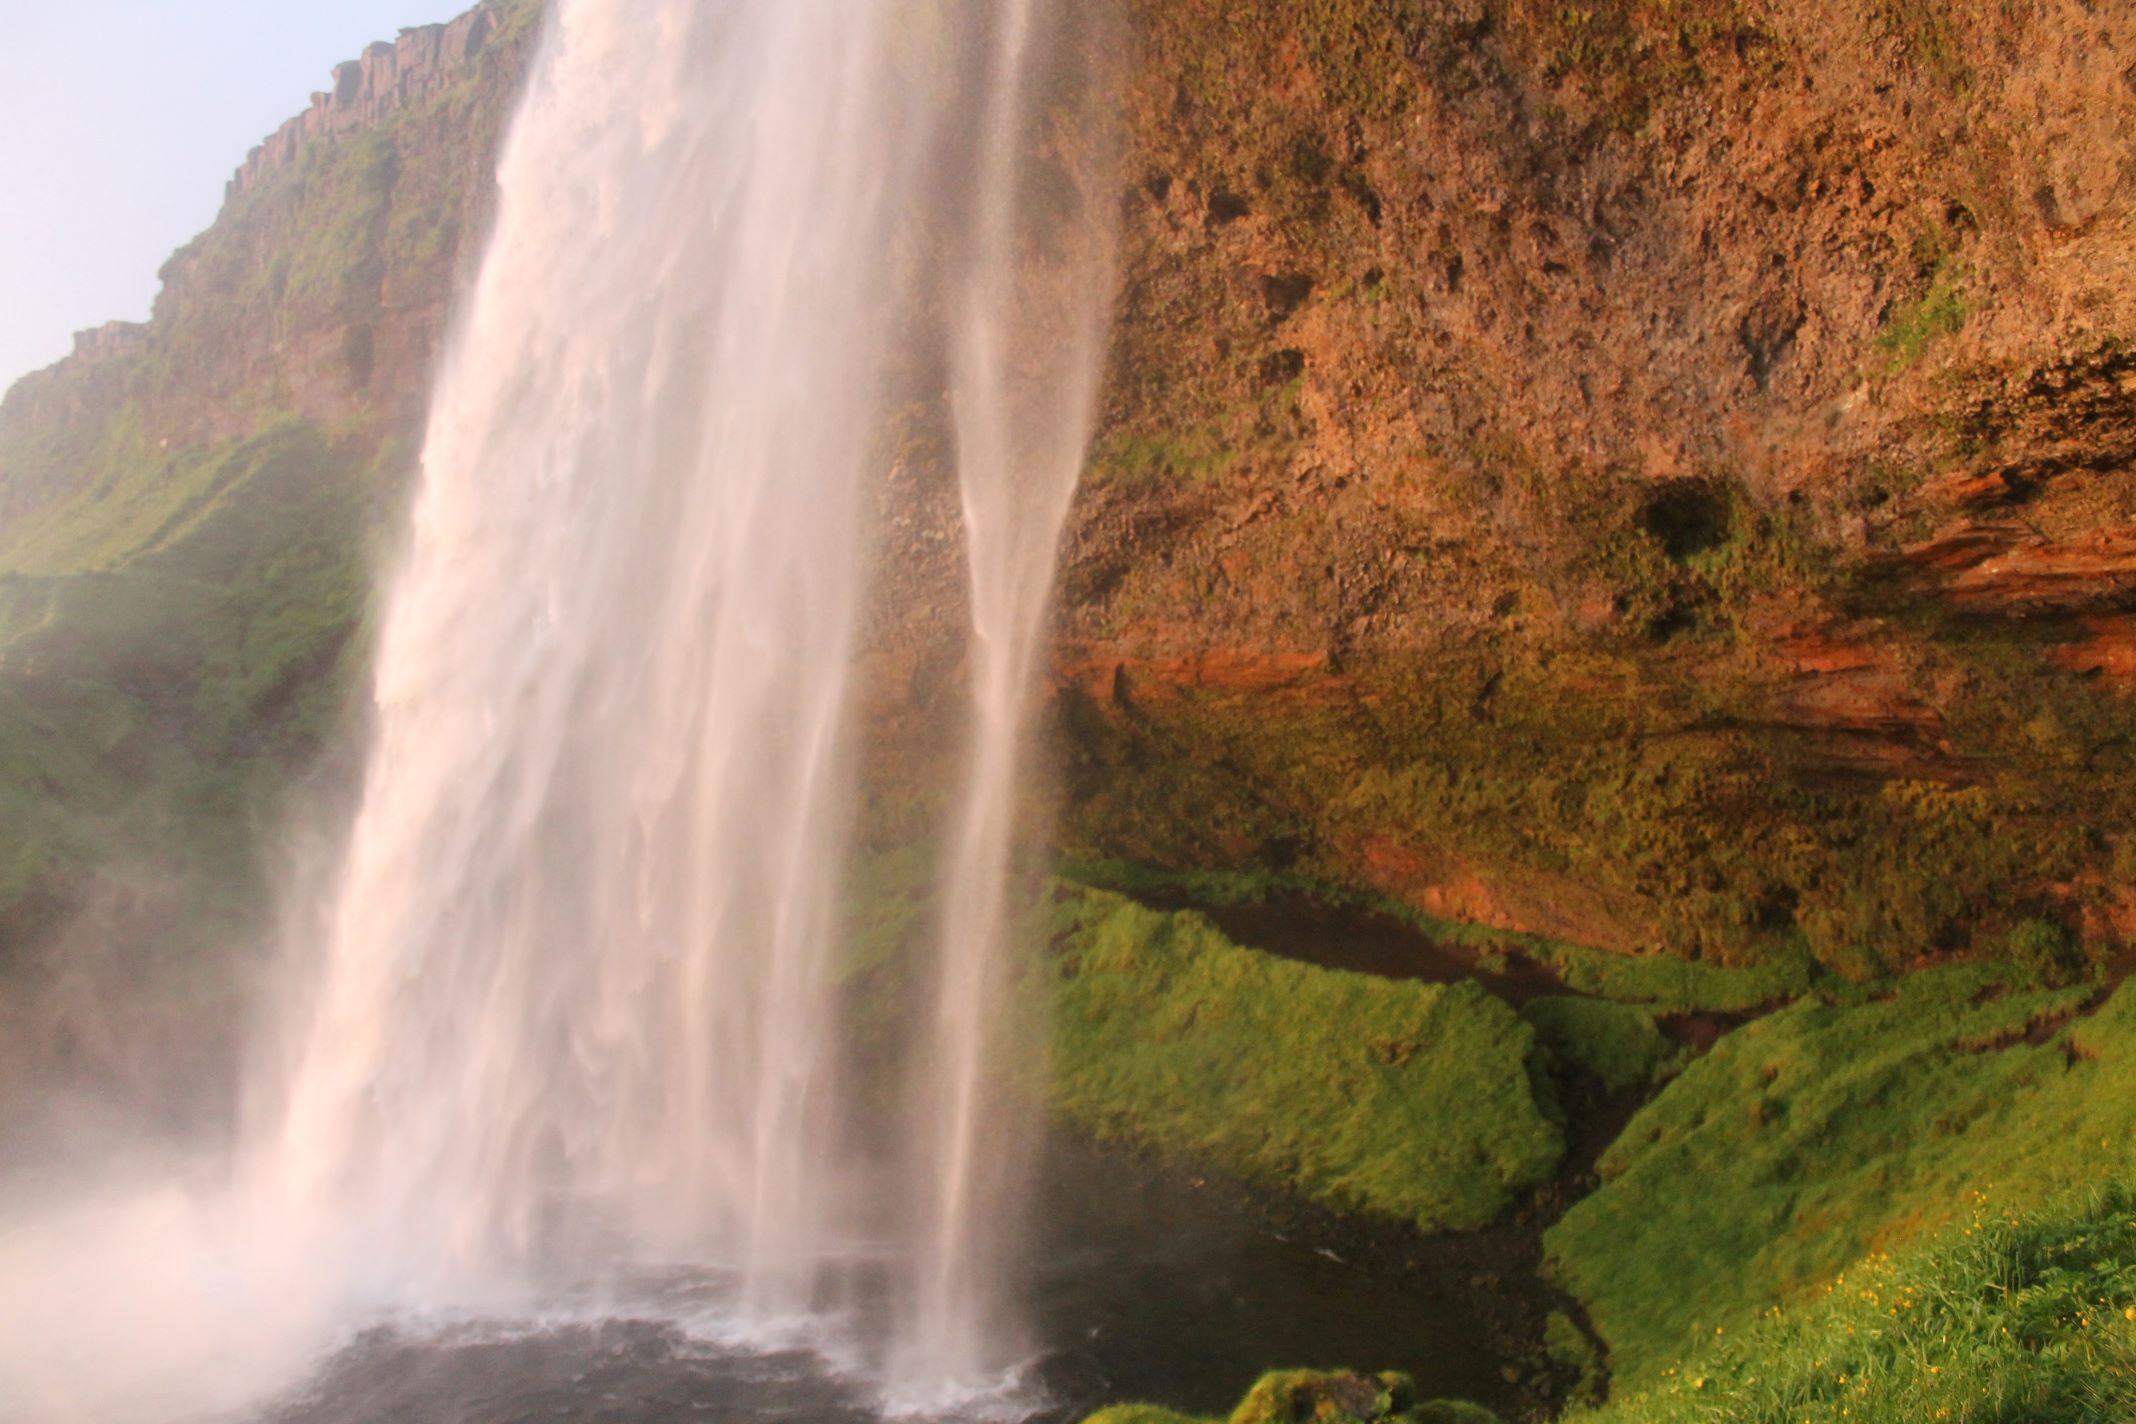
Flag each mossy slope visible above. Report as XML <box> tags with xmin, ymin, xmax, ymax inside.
<box><xmin>1047</xmin><ymin>887</ymin><xmax>1564</xmax><ymax>1233</ymax></box>
<box><xmin>1098</xmin><ymin>1189</ymin><xmax>2136</xmax><ymax>1424</ymax></box>
<box><xmin>1547</xmin><ymin>970</ymin><xmax>2136</xmax><ymax>1385</ymax></box>
<box><xmin>1573</xmin><ymin>1186</ymin><xmax>2136</xmax><ymax>1424</ymax></box>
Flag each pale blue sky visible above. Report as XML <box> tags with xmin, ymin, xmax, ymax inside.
<box><xmin>0</xmin><ymin>0</ymin><xmax>465</xmax><ymax>392</ymax></box>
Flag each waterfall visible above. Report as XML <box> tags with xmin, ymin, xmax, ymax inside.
<box><xmin>896</xmin><ymin>0</ymin><xmax>1118</xmax><ymax>1395</ymax></box>
<box><xmin>243</xmin><ymin>0</ymin><xmax>1116</xmax><ymax>1398</ymax></box>
<box><xmin>258</xmin><ymin>0</ymin><xmax>919</xmax><ymax>1307</ymax></box>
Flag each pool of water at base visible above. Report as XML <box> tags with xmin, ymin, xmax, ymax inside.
<box><xmin>252</xmin><ymin>1137</ymin><xmax>1509</xmax><ymax>1424</ymax></box>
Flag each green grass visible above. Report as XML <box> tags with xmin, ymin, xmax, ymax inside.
<box><xmin>5</xmin><ymin>418</ymin><xmax>378</xmax><ymax>739</ymax></box>
<box><xmin>1082</xmin><ymin>1192</ymin><xmax>2136</xmax><ymax>1424</ymax></box>
<box><xmin>0</xmin><ymin>416</ymin><xmax>381</xmax><ymax>953</ymax></box>
<box><xmin>1545</xmin><ymin>967</ymin><xmax>2136</xmax><ymax>1385</ymax></box>
<box><xmin>1522</xmin><ymin>996</ymin><xmax>1683</xmax><ymax>1096</ymax></box>
<box><xmin>1046</xmin><ymin>886</ymin><xmax>1564</xmax><ymax>1233</ymax></box>
<box><xmin>1087</xmin><ymin>1370</ymin><xmax>1502</xmax><ymax>1424</ymax></box>
<box><xmin>1875</xmin><ymin>258</ymin><xmax>1968</xmax><ymax>373</ymax></box>
<box><xmin>1530</xmin><ymin>943</ymin><xmax>1818</xmax><ymax>1017</ymax></box>
<box><xmin>1092</xmin><ymin>421</ymin><xmax>1242</xmax><ymax>489</ymax></box>
<box><xmin>1576</xmin><ymin>1185</ymin><xmax>2136</xmax><ymax>1423</ymax></box>
<box><xmin>0</xmin><ymin>0</ymin><xmax>540</xmax><ymax>1041</ymax></box>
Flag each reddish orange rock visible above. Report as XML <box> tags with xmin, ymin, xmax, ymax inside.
<box><xmin>2049</xmin><ymin>615</ymin><xmax>2136</xmax><ymax>682</ymax></box>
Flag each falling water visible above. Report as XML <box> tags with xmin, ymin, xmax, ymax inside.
<box><xmin>897</xmin><ymin>0</ymin><xmax>1119</xmax><ymax>1396</ymax></box>
<box><xmin>256</xmin><ymin>0</ymin><xmax>926</xmax><ymax>1308</ymax></box>
<box><xmin>240</xmin><ymin>0</ymin><xmax>1116</xmax><ymax>1401</ymax></box>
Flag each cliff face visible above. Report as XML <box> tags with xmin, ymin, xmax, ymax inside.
<box><xmin>1048</xmin><ymin>0</ymin><xmax>2136</xmax><ymax>973</ymax></box>
<box><xmin>227</xmin><ymin>6</ymin><xmax>504</xmax><ymax>201</ymax></box>
<box><xmin>2</xmin><ymin>0</ymin><xmax>2134</xmax><ymax>1105</ymax></box>
<box><xmin>0</xmin><ymin>0</ymin><xmax>538</xmax><ymax>534</ymax></box>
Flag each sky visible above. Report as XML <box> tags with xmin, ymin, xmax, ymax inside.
<box><xmin>0</xmin><ymin>0</ymin><xmax>465</xmax><ymax>393</ymax></box>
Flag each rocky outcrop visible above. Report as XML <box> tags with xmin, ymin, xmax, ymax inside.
<box><xmin>69</xmin><ymin>321</ymin><xmax>149</xmax><ymax>361</ymax></box>
<box><xmin>2051</xmin><ymin>616</ymin><xmax>2136</xmax><ymax>683</ymax></box>
<box><xmin>1920</xmin><ymin>525</ymin><xmax>2136</xmax><ymax>615</ymax></box>
<box><xmin>227</xmin><ymin>6</ymin><xmax>507</xmax><ymax>200</ymax></box>
<box><xmin>1757</xmin><ymin>616</ymin><xmax>1959</xmax><ymax>777</ymax></box>
<box><xmin>0</xmin><ymin>0</ymin><xmax>541</xmax><ymax>536</ymax></box>
<box><xmin>1053</xmin><ymin>646</ymin><xmax>1345</xmax><ymax>707</ymax></box>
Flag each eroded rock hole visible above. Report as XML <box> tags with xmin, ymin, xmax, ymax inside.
<box><xmin>1261</xmin><ymin>272</ymin><xmax>1316</xmax><ymax>322</ymax></box>
<box><xmin>1207</xmin><ymin>188</ymin><xmax>1251</xmax><ymax>227</ymax></box>
<box><xmin>1640</xmin><ymin>480</ymin><xmax>1730</xmax><ymax>561</ymax></box>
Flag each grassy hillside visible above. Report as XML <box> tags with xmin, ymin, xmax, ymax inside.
<box><xmin>0</xmin><ymin>0</ymin><xmax>540</xmax><ymax>1112</ymax></box>
<box><xmin>1572</xmin><ymin>1185</ymin><xmax>2136</xmax><ymax>1423</ymax></box>
<box><xmin>1547</xmin><ymin>969</ymin><xmax>2136</xmax><ymax>1384</ymax></box>
<box><xmin>1050</xmin><ymin>884</ymin><xmax>2136</xmax><ymax>1421</ymax></box>
<box><xmin>0</xmin><ymin>416</ymin><xmax>390</xmax><ymax>1113</ymax></box>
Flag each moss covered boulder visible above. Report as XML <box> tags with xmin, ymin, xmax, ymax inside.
<box><xmin>1048</xmin><ymin>887</ymin><xmax>1565</xmax><ymax>1232</ymax></box>
<box><xmin>1087</xmin><ymin>1370</ymin><xmax>1502</xmax><ymax>1424</ymax></box>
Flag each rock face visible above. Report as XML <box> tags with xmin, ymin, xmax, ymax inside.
<box><xmin>0</xmin><ymin>0</ymin><xmax>541</xmax><ymax>533</ymax></box>
<box><xmin>228</xmin><ymin>8</ymin><xmax>501</xmax><ymax>200</ymax></box>
<box><xmin>1031</xmin><ymin>0</ymin><xmax>2136</xmax><ymax>971</ymax></box>
<box><xmin>4</xmin><ymin>0</ymin><xmax>2136</xmax><ymax>994</ymax></box>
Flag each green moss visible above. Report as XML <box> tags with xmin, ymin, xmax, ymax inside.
<box><xmin>1297</xmin><ymin>3</ymin><xmax>1430</xmax><ymax>122</ymax></box>
<box><xmin>1526</xmin><ymin>0</ymin><xmax>1760</xmax><ymax>138</ymax></box>
<box><xmin>1545</xmin><ymin>969</ymin><xmax>2136</xmax><ymax>1385</ymax></box>
<box><xmin>1872</xmin><ymin>0</ymin><xmax>1973</xmax><ymax>95</ymax></box>
<box><xmin>1086</xmin><ymin>1370</ymin><xmax>1502</xmax><ymax>1424</ymax></box>
<box><xmin>1575</xmin><ymin>1185</ymin><xmax>2136</xmax><ymax>1423</ymax></box>
<box><xmin>1533</xmin><ymin>942</ymin><xmax>1819</xmax><ymax>1015</ymax></box>
<box><xmin>1047</xmin><ymin>886</ymin><xmax>1565</xmax><ymax>1232</ymax></box>
<box><xmin>2005</xmin><ymin>916</ymin><xmax>2088</xmax><ymax>988</ymax></box>
<box><xmin>1093</xmin><ymin>421</ymin><xmax>1241</xmax><ymax>489</ymax></box>
<box><xmin>1874</xmin><ymin>258</ymin><xmax>1968</xmax><ymax>373</ymax></box>
<box><xmin>1544</xmin><ymin>1311</ymin><xmax>1606</xmax><ymax>1408</ymax></box>
<box><xmin>1101</xmin><ymin>1189</ymin><xmax>2136</xmax><ymax>1424</ymax></box>
<box><xmin>1064</xmin><ymin>626</ymin><xmax>2107</xmax><ymax>981</ymax></box>
<box><xmin>1522</xmin><ymin>996</ymin><xmax>1683</xmax><ymax>1095</ymax></box>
